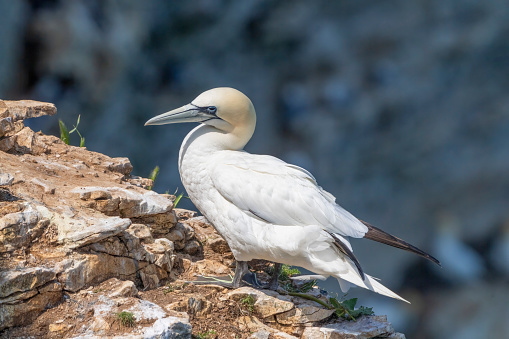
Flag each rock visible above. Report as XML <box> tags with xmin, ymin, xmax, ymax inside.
<box><xmin>238</xmin><ymin>316</ymin><xmax>297</xmax><ymax>339</ymax></box>
<box><xmin>276</xmin><ymin>303</ymin><xmax>334</xmax><ymax>325</ymax></box>
<box><xmin>143</xmin><ymin>316</ymin><xmax>192</xmax><ymax>339</ymax></box>
<box><xmin>71</xmin><ymin>186</ymin><xmax>174</xmax><ymax>218</ymax></box>
<box><xmin>107</xmin><ymin>279</ymin><xmax>138</xmax><ymax>298</ymax></box>
<box><xmin>125</xmin><ymin>223</ymin><xmax>153</xmax><ymax>242</ymax></box>
<box><xmin>301</xmin><ymin>315</ymin><xmax>403</xmax><ymax>339</ymax></box>
<box><xmin>183</xmin><ymin>239</ymin><xmax>201</xmax><ymax>255</ymax></box>
<box><xmin>166</xmin><ymin>222</ymin><xmax>194</xmax><ymax>250</ymax></box>
<box><xmin>208</xmin><ymin>236</ymin><xmax>230</xmax><ymax>254</ymax></box>
<box><xmin>0</xmin><ymin>203</ymin><xmax>47</xmax><ymax>252</ymax></box>
<box><xmin>13</xmin><ymin>127</ymin><xmax>48</xmax><ymax>154</ymax></box>
<box><xmin>105</xmin><ymin>157</ymin><xmax>133</xmax><ymax>175</ymax></box>
<box><xmin>0</xmin><ymin>100</ymin><xmax>56</xmax><ymax>121</ymax></box>
<box><xmin>0</xmin><ymin>266</ymin><xmax>57</xmax><ymax>298</ymax></box>
<box><xmin>0</xmin><ymin>117</ymin><xmax>14</xmax><ymax>137</ymax></box>
<box><xmin>0</xmin><ymin>135</ymin><xmax>16</xmax><ymax>152</ymax></box>
<box><xmin>58</xmin><ymin>254</ymin><xmax>143</xmax><ymax>292</ymax></box>
<box><xmin>0</xmin><ymin>289</ymin><xmax>62</xmax><ymax>330</ymax></box>
<box><xmin>227</xmin><ymin>287</ymin><xmax>295</xmax><ymax>318</ymax></box>
<box><xmin>55</xmin><ymin>211</ymin><xmax>132</xmax><ymax>249</ymax></box>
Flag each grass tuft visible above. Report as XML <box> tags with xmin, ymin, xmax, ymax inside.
<box><xmin>116</xmin><ymin>311</ymin><xmax>136</xmax><ymax>327</ymax></box>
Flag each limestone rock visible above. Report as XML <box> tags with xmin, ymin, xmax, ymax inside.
<box><xmin>238</xmin><ymin>316</ymin><xmax>297</xmax><ymax>339</ymax></box>
<box><xmin>58</xmin><ymin>254</ymin><xmax>144</xmax><ymax>292</ymax></box>
<box><xmin>227</xmin><ymin>287</ymin><xmax>295</xmax><ymax>318</ymax></box>
<box><xmin>276</xmin><ymin>304</ymin><xmax>334</xmax><ymax>325</ymax></box>
<box><xmin>0</xmin><ymin>266</ymin><xmax>57</xmax><ymax>298</ymax></box>
<box><xmin>106</xmin><ymin>279</ymin><xmax>139</xmax><ymax>298</ymax></box>
<box><xmin>0</xmin><ymin>203</ymin><xmax>48</xmax><ymax>252</ymax></box>
<box><xmin>72</xmin><ymin>186</ymin><xmax>174</xmax><ymax>218</ymax></box>
<box><xmin>0</xmin><ymin>289</ymin><xmax>62</xmax><ymax>330</ymax></box>
<box><xmin>301</xmin><ymin>315</ymin><xmax>404</xmax><ymax>339</ymax></box>
<box><xmin>0</xmin><ymin>100</ymin><xmax>56</xmax><ymax>121</ymax></box>
<box><xmin>143</xmin><ymin>316</ymin><xmax>192</xmax><ymax>339</ymax></box>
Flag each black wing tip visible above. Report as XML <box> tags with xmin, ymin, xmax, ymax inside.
<box><xmin>327</xmin><ymin>231</ymin><xmax>366</xmax><ymax>280</ymax></box>
<box><xmin>360</xmin><ymin>220</ymin><xmax>441</xmax><ymax>267</ymax></box>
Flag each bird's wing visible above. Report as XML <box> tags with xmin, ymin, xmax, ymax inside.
<box><xmin>210</xmin><ymin>151</ymin><xmax>368</xmax><ymax>238</ymax></box>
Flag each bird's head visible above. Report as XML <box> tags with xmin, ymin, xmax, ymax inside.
<box><xmin>145</xmin><ymin>87</ymin><xmax>256</xmax><ymax>135</ymax></box>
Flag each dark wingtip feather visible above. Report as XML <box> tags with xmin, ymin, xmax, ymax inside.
<box><xmin>327</xmin><ymin>231</ymin><xmax>366</xmax><ymax>280</ymax></box>
<box><xmin>360</xmin><ymin>220</ymin><xmax>441</xmax><ymax>267</ymax></box>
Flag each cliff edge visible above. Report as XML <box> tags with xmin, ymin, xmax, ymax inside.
<box><xmin>0</xmin><ymin>100</ymin><xmax>404</xmax><ymax>338</ymax></box>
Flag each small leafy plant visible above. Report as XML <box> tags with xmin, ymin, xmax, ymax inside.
<box><xmin>279</xmin><ymin>264</ymin><xmax>300</xmax><ymax>280</ymax></box>
<box><xmin>116</xmin><ymin>311</ymin><xmax>136</xmax><ymax>327</ymax></box>
<box><xmin>329</xmin><ymin>297</ymin><xmax>374</xmax><ymax>320</ymax></box>
<box><xmin>240</xmin><ymin>295</ymin><xmax>255</xmax><ymax>313</ymax></box>
<box><xmin>59</xmin><ymin>115</ymin><xmax>85</xmax><ymax>147</ymax></box>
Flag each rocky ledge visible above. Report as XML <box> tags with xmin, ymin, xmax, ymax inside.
<box><xmin>0</xmin><ymin>100</ymin><xmax>405</xmax><ymax>338</ymax></box>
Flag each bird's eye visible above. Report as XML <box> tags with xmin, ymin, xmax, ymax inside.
<box><xmin>207</xmin><ymin>106</ymin><xmax>217</xmax><ymax>114</ymax></box>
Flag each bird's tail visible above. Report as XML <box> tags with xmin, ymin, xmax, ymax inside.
<box><xmin>336</xmin><ymin>270</ymin><xmax>409</xmax><ymax>303</ymax></box>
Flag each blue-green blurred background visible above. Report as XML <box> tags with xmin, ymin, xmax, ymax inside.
<box><xmin>1</xmin><ymin>1</ymin><xmax>509</xmax><ymax>337</ymax></box>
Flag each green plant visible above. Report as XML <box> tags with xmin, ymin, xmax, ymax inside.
<box><xmin>329</xmin><ymin>297</ymin><xmax>374</xmax><ymax>320</ymax></box>
<box><xmin>173</xmin><ymin>192</ymin><xmax>184</xmax><ymax>208</ymax></box>
<box><xmin>194</xmin><ymin>329</ymin><xmax>217</xmax><ymax>339</ymax></box>
<box><xmin>240</xmin><ymin>295</ymin><xmax>255</xmax><ymax>313</ymax></box>
<box><xmin>59</xmin><ymin>115</ymin><xmax>85</xmax><ymax>147</ymax></box>
<box><xmin>147</xmin><ymin>166</ymin><xmax>160</xmax><ymax>190</ymax></box>
<box><xmin>279</xmin><ymin>264</ymin><xmax>300</xmax><ymax>280</ymax></box>
<box><xmin>116</xmin><ymin>311</ymin><xmax>136</xmax><ymax>327</ymax></box>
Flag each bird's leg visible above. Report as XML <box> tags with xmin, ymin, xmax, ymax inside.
<box><xmin>232</xmin><ymin>260</ymin><xmax>249</xmax><ymax>288</ymax></box>
<box><xmin>268</xmin><ymin>262</ymin><xmax>282</xmax><ymax>290</ymax></box>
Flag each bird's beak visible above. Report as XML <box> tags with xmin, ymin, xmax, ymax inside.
<box><xmin>144</xmin><ymin>104</ymin><xmax>214</xmax><ymax>126</ymax></box>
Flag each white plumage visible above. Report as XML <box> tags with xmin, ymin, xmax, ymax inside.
<box><xmin>146</xmin><ymin>87</ymin><xmax>440</xmax><ymax>302</ymax></box>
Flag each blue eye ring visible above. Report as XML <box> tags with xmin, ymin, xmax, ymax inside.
<box><xmin>207</xmin><ymin>106</ymin><xmax>217</xmax><ymax>114</ymax></box>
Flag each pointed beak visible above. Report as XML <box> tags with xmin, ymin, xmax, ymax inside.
<box><xmin>144</xmin><ymin>104</ymin><xmax>215</xmax><ymax>126</ymax></box>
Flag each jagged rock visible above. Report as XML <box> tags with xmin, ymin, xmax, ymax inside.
<box><xmin>166</xmin><ymin>222</ymin><xmax>195</xmax><ymax>250</ymax></box>
<box><xmin>227</xmin><ymin>287</ymin><xmax>295</xmax><ymax>318</ymax></box>
<box><xmin>54</xmin><ymin>211</ymin><xmax>132</xmax><ymax>249</ymax></box>
<box><xmin>58</xmin><ymin>254</ymin><xmax>146</xmax><ymax>292</ymax></box>
<box><xmin>0</xmin><ymin>117</ymin><xmax>14</xmax><ymax>138</ymax></box>
<box><xmin>126</xmin><ymin>223</ymin><xmax>153</xmax><ymax>241</ymax></box>
<box><xmin>275</xmin><ymin>300</ymin><xmax>335</xmax><ymax>325</ymax></box>
<box><xmin>0</xmin><ymin>288</ymin><xmax>62</xmax><ymax>330</ymax></box>
<box><xmin>13</xmin><ymin>127</ymin><xmax>49</xmax><ymax>154</ymax></box>
<box><xmin>0</xmin><ymin>100</ymin><xmax>56</xmax><ymax>121</ymax></box>
<box><xmin>238</xmin><ymin>316</ymin><xmax>297</xmax><ymax>339</ymax></box>
<box><xmin>105</xmin><ymin>157</ymin><xmax>133</xmax><ymax>175</ymax></box>
<box><xmin>0</xmin><ymin>203</ymin><xmax>48</xmax><ymax>252</ymax></box>
<box><xmin>143</xmin><ymin>316</ymin><xmax>192</xmax><ymax>339</ymax></box>
<box><xmin>0</xmin><ymin>267</ymin><xmax>57</xmax><ymax>298</ymax></box>
<box><xmin>72</xmin><ymin>186</ymin><xmax>174</xmax><ymax>218</ymax></box>
<box><xmin>301</xmin><ymin>315</ymin><xmax>405</xmax><ymax>339</ymax></box>
<box><xmin>105</xmin><ymin>279</ymin><xmax>139</xmax><ymax>298</ymax></box>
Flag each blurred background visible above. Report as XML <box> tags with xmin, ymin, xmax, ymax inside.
<box><xmin>1</xmin><ymin>0</ymin><xmax>508</xmax><ymax>337</ymax></box>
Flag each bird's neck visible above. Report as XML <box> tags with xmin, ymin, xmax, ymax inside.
<box><xmin>178</xmin><ymin>124</ymin><xmax>253</xmax><ymax>167</ymax></box>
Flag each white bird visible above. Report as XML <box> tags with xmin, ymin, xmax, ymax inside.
<box><xmin>145</xmin><ymin>87</ymin><xmax>440</xmax><ymax>302</ymax></box>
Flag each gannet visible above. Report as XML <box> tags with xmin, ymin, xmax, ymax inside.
<box><xmin>145</xmin><ymin>87</ymin><xmax>440</xmax><ymax>302</ymax></box>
